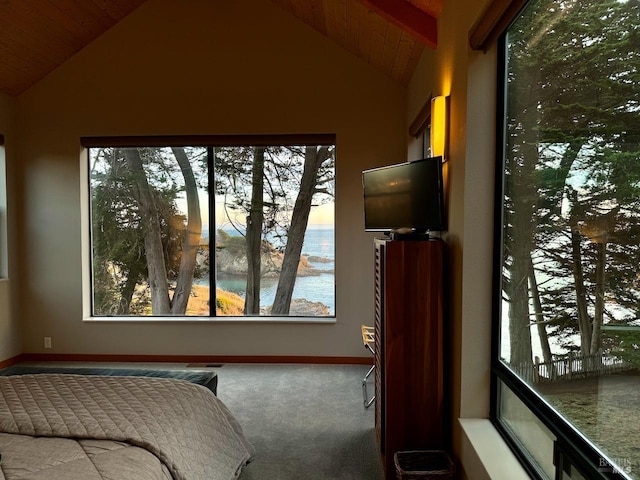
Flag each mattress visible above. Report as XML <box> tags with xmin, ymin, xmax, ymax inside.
<box><xmin>0</xmin><ymin>365</ymin><xmax>218</xmax><ymax>394</ymax></box>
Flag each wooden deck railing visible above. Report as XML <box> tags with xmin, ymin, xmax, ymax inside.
<box><xmin>510</xmin><ymin>352</ymin><xmax>630</xmax><ymax>384</ymax></box>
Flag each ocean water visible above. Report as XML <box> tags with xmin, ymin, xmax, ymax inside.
<box><xmin>216</xmin><ymin>225</ymin><xmax>335</xmax><ymax>315</ymax></box>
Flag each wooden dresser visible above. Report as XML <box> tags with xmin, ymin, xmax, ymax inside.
<box><xmin>373</xmin><ymin>237</ymin><xmax>445</xmax><ymax>479</ymax></box>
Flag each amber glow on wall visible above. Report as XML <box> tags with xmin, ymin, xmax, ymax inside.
<box><xmin>430</xmin><ymin>95</ymin><xmax>449</xmax><ymax>159</ymax></box>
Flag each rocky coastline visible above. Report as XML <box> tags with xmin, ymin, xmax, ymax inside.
<box><xmin>215</xmin><ymin>248</ymin><xmax>326</xmax><ymax>277</ymax></box>
<box><xmin>190</xmin><ymin>231</ymin><xmax>333</xmax><ymax>316</ymax></box>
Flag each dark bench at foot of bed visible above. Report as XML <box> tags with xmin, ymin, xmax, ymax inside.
<box><xmin>0</xmin><ymin>365</ymin><xmax>218</xmax><ymax>395</ymax></box>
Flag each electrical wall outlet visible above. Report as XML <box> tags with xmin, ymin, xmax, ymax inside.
<box><xmin>44</xmin><ymin>337</ymin><xmax>52</xmax><ymax>349</ymax></box>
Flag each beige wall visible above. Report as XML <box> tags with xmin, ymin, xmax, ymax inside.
<box><xmin>406</xmin><ymin>0</ymin><xmax>498</xmax><ymax>477</ymax></box>
<box><xmin>0</xmin><ymin>92</ymin><xmax>21</xmax><ymax>362</ymax></box>
<box><xmin>13</xmin><ymin>0</ymin><xmax>407</xmax><ymax>357</ymax></box>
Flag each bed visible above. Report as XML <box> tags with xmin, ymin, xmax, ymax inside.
<box><xmin>0</xmin><ymin>373</ymin><xmax>254</xmax><ymax>480</ymax></box>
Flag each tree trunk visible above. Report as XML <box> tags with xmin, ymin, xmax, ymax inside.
<box><xmin>509</xmin><ymin>252</ymin><xmax>533</xmax><ymax>366</ymax></box>
<box><xmin>569</xmin><ymin>223</ymin><xmax>593</xmax><ymax>355</ymax></box>
<box><xmin>244</xmin><ymin>147</ymin><xmax>265</xmax><ymax>315</ymax></box>
<box><xmin>590</xmin><ymin>241</ymin><xmax>606</xmax><ymax>354</ymax></box>
<box><xmin>170</xmin><ymin>147</ymin><xmax>203</xmax><ymax>315</ymax></box>
<box><xmin>117</xmin><ymin>261</ymin><xmax>144</xmax><ymax>315</ymax></box>
<box><xmin>124</xmin><ymin>148</ymin><xmax>171</xmax><ymax>314</ymax></box>
<box><xmin>507</xmin><ymin>155</ymin><xmax>535</xmax><ymax>366</ymax></box>
<box><xmin>271</xmin><ymin>146</ymin><xmax>329</xmax><ymax>315</ymax></box>
<box><xmin>504</xmin><ymin>81</ymin><xmax>542</xmax><ymax>367</ymax></box>
<box><xmin>528</xmin><ymin>256</ymin><xmax>555</xmax><ymax>376</ymax></box>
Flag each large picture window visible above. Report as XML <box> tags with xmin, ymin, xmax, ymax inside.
<box><xmin>494</xmin><ymin>0</ymin><xmax>640</xmax><ymax>478</ymax></box>
<box><xmin>86</xmin><ymin>136</ymin><xmax>335</xmax><ymax>318</ymax></box>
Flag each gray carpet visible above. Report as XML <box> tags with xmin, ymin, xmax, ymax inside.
<box><xmin>215</xmin><ymin>364</ymin><xmax>383</xmax><ymax>480</ymax></box>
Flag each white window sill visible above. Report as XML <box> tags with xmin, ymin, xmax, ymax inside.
<box><xmin>83</xmin><ymin>315</ymin><xmax>337</xmax><ymax>324</ymax></box>
<box><xmin>459</xmin><ymin>418</ymin><xmax>530</xmax><ymax>480</ymax></box>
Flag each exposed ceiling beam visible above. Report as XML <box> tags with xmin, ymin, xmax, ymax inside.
<box><xmin>356</xmin><ymin>0</ymin><xmax>437</xmax><ymax>48</ymax></box>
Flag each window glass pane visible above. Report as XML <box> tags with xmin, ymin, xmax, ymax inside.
<box><xmin>214</xmin><ymin>145</ymin><xmax>335</xmax><ymax>316</ymax></box>
<box><xmin>499</xmin><ymin>0</ymin><xmax>640</xmax><ymax>476</ymax></box>
<box><xmin>499</xmin><ymin>380</ymin><xmax>556</xmax><ymax>479</ymax></box>
<box><xmin>89</xmin><ymin>147</ymin><xmax>209</xmax><ymax>316</ymax></box>
<box><xmin>540</xmin><ymin>374</ymin><xmax>636</xmax><ymax>478</ymax></box>
<box><xmin>562</xmin><ymin>468</ymin><xmax>587</xmax><ymax>480</ymax></box>
<box><xmin>557</xmin><ymin>453</ymin><xmax>588</xmax><ymax>480</ymax></box>
<box><xmin>88</xmin><ymin>140</ymin><xmax>335</xmax><ymax>318</ymax></box>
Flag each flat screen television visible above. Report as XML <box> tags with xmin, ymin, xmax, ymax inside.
<box><xmin>362</xmin><ymin>156</ymin><xmax>445</xmax><ymax>234</ymax></box>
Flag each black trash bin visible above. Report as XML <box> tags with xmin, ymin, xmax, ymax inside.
<box><xmin>394</xmin><ymin>450</ymin><xmax>455</xmax><ymax>480</ymax></box>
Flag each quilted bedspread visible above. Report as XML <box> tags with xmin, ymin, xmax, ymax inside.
<box><xmin>0</xmin><ymin>374</ymin><xmax>254</xmax><ymax>480</ymax></box>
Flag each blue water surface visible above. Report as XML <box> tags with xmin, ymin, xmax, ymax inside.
<box><xmin>215</xmin><ymin>225</ymin><xmax>335</xmax><ymax>315</ymax></box>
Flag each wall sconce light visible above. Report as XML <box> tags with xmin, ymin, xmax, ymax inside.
<box><xmin>430</xmin><ymin>95</ymin><xmax>449</xmax><ymax>159</ymax></box>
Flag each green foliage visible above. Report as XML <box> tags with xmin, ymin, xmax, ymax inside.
<box><xmin>609</xmin><ymin>330</ymin><xmax>640</xmax><ymax>368</ymax></box>
<box><xmin>90</xmin><ymin>147</ymin><xmax>205</xmax><ymax>315</ymax></box>
<box><xmin>215</xmin><ymin>229</ymin><xmax>246</xmax><ymax>257</ymax></box>
<box><xmin>213</xmin><ymin>145</ymin><xmax>334</xmax><ymax>245</ymax></box>
<box><xmin>215</xmin><ymin>228</ymin><xmax>278</xmax><ymax>258</ymax></box>
<box><xmin>215</xmin><ymin>288</ymin><xmax>245</xmax><ymax>315</ymax></box>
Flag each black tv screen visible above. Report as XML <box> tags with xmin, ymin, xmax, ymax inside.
<box><xmin>362</xmin><ymin>157</ymin><xmax>445</xmax><ymax>233</ymax></box>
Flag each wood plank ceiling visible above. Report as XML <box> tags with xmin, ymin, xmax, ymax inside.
<box><xmin>0</xmin><ymin>0</ymin><xmax>147</xmax><ymax>97</ymax></box>
<box><xmin>0</xmin><ymin>0</ymin><xmax>442</xmax><ymax>97</ymax></box>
